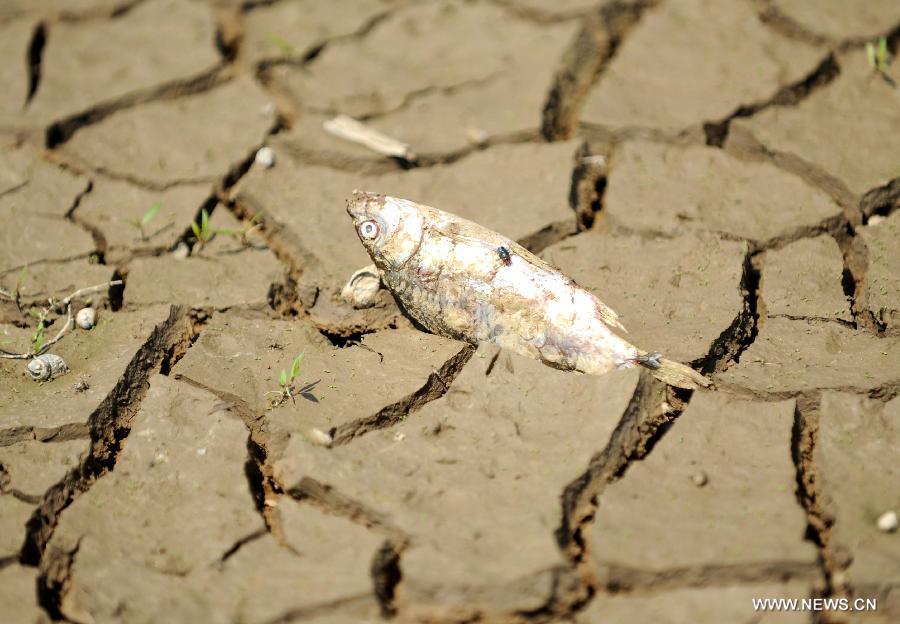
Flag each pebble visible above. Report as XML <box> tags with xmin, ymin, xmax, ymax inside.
<box><xmin>172</xmin><ymin>241</ymin><xmax>190</xmax><ymax>260</ymax></box>
<box><xmin>307</xmin><ymin>427</ymin><xmax>333</xmax><ymax>447</ymax></box>
<box><xmin>867</xmin><ymin>215</ymin><xmax>886</xmax><ymax>226</ymax></box>
<box><xmin>465</xmin><ymin>127</ymin><xmax>489</xmax><ymax>146</ymax></box>
<box><xmin>876</xmin><ymin>510</ymin><xmax>897</xmax><ymax>533</ymax></box>
<box><xmin>394</xmin><ymin>432</ymin><xmax>406</xmax><ymax>442</ymax></box>
<box><xmin>255</xmin><ymin>146</ymin><xmax>276</xmax><ymax>168</ymax></box>
<box><xmin>76</xmin><ymin>307</ymin><xmax>96</xmax><ymax>329</ymax></box>
<box><xmin>691</xmin><ymin>470</ymin><xmax>708</xmax><ymax>487</ymax></box>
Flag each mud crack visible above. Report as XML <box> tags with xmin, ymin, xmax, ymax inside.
<box><xmin>331</xmin><ymin>343</ymin><xmax>475</xmax><ymax>445</ymax></box>
<box><xmin>556</xmin><ymin>370</ymin><xmax>671</xmax><ymax>563</ymax></box>
<box><xmin>791</xmin><ymin>395</ymin><xmax>838</xmax><ymax>599</ymax></box>
<box><xmin>169</xmin><ymin>375</ymin><xmax>287</xmax><ymax>545</ymax></box>
<box><xmin>24</xmin><ymin>22</ymin><xmax>47</xmax><ymax>108</ymax></box>
<box><xmin>701</xmin><ymin>249</ymin><xmax>759</xmax><ymax>374</ymax></box>
<box><xmin>20</xmin><ymin>306</ymin><xmax>195</xmax><ymax>565</ymax></box>
<box><xmin>45</xmin><ymin>65</ymin><xmax>230</xmax><ymax>148</ymax></box>
<box><xmin>703</xmin><ymin>53</ymin><xmax>840</xmax><ymax>148</ymax></box>
<box><xmin>542</xmin><ymin>0</ymin><xmax>657</xmax><ymax>141</ymax></box>
<box><xmin>860</xmin><ymin>176</ymin><xmax>900</xmax><ymax>223</ymax></box>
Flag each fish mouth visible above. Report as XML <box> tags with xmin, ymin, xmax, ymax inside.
<box><xmin>346</xmin><ymin>190</ymin><xmax>386</xmax><ymax>222</ymax></box>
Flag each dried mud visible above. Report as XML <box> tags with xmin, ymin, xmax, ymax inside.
<box><xmin>1</xmin><ymin>1</ymin><xmax>898</xmax><ymax>623</ymax></box>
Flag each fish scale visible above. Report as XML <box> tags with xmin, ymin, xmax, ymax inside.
<box><xmin>346</xmin><ymin>190</ymin><xmax>710</xmax><ymax>390</ymax></box>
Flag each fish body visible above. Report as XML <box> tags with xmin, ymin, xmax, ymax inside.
<box><xmin>346</xmin><ymin>191</ymin><xmax>709</xmax><ymax>389</ymax></box>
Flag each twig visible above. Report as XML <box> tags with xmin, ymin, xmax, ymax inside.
<box><xmin>323</xmin><ymin>115</ymin><xmax>417</xmax><ymax>161</ymax></box>
<box><xmin>34</xmin><ymin>311</ymin><xmax>74</xmax><ymax>356</ymax></box>
<box><xmin>53</xmin><ymin>281</ymin><xmax>123</xmax><ymax>312</ymax></box>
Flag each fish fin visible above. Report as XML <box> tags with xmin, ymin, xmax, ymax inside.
<box><xmin>640</xmin><ymin>356</ymin><xmax>710</xmax><ymax>390</ymax></box>
<box><xmin>598</xmin><ymin>301</ymin><xmax>626</xmax><ymax>332</ymax></box>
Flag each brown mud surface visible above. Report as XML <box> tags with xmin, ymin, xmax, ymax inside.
<box><xmin>1</xmin><ymin>1</ymin><xmax>898</xmax><ymax>623</ymax></box>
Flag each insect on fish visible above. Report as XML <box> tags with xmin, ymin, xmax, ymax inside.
<box><xmin>346</xmin><ymin>191</ymin><xmax>710</xmax><ymax>390</ymax></box>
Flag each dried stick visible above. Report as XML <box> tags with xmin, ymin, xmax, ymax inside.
<box><xmin>323</xmin><ymin>115</ymin><xmax>417</xmax><ymax>161</ymax></box>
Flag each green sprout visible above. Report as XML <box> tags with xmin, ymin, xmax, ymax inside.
<box><xmin>266</xmin><ymin>353</ymin><xmax>304</xmax><ymax>408</ymax></box>
<box><xmin>208</xmin><ymin>213</ymin><xmax>263</xmax><ymax>247</ymax></box>
<box><xmin>0</xmin><ymin>265</ymin><xmax>28</xmax><ymax>312</ymax></box>
<box><xmin>122</xmin><ymin>203</ymin><xmax>160</xmax><ymax>241</ymax></box>
<box><xmin>191</xmin><ymin>209</ymin><xmax>262</xmax><ymax>253</ymax></box>
<box><xmin>866</xmin><ymin>37</ymin><xmax>894</xmax><ymax>85</ymax></box>
<box><xmin>190</xmin><ymin>208</ymin><xmax>215</xmax><ymax>252</ymax></box>
<box><xmin>267</xmin><ymin>34</ymin><xmax>296</xmax><ymax>56</ymax></box>
<box><xmin>29</xmin><ymin>309</ymin><xmax>48</xmax><ymax>354</ymax></box>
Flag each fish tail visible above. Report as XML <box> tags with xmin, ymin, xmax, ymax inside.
<box><xmin>635</xmin><ymin>351</ymin><xmax>710</xmax><ymax>390</ymax></box>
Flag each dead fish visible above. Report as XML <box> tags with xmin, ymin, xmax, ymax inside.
<box><xmin>346</xmin><ymin>191</ymin><xmax>710</xmax><ymax>390</ymax></box>
<box><xmin>26</xmin><ymin>353</ymin><xmax>69</xmax><ymax>381</ymax></box>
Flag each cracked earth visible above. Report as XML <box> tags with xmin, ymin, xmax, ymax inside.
<box><xmin>1</xmin><ymin>1</ymin><xmax>899</xmax><ymax>623</ymax></box>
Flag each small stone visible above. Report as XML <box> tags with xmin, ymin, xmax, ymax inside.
<box><xmin>76</xmin><ymin>307</ymin><xmax>96</xmax><ymax>329</ymax></box>
<box><xmin>196</xmin><ymin>447</ymin><xmax>207</xmax><ymax>457</ymax></box>
<box><xmin>172</xmin><ymin>242</ymin><xmax>190</xmax><ymax>260</ymax></box>
<box><xmin>691</xmin><ymin>470</ymin><xmax>708</xmax><ymax>487</ymax></box>
<box><xmin>73</xmin><ymin>378</ymin><xmax>90</xmax><ymax>392</ymax></box>
<box><xmin>876</xmin><ymin>510</ymin><xmax>898</xmax><ymax>533</ymax></box>
<box><xmin>393</xmin><ymin>432</ymin><xmax>406</xmax><ymax>442</ymax></box>
<box><xmin>465</xmin><ymin>127</ymin><xmax>489</xmax><ymax>146</ymax></box>
<box><xmin>867</xmin><ymin>215</ymin><xmax>886</xmax><ymax>226</ymax></box>
<box><xmin>255</xmin><ymin>146</ymin><xmax>276</xmax><ymax>168</ymax></box>
<box><xmin>307</xmin><ymin>427</ymin><xmax>333</xmax><ymax>447</ymax></box>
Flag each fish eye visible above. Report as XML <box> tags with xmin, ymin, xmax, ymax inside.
<box><xmin>358</xmin><ymin>220</ymin><xmax>380</xmax><ymax>240</ymax></box>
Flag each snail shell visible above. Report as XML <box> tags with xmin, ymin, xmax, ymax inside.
<box><xmin>76</xmin><ymin>307</ymin><xmax>96</xmax><ymax>329</ymax></box>
<box><xmin>340</xmin><ymin>264</ymin><xmax>382</xmax><ymax>309</ymax></box>
<box><xmin>26</xmin><ymin>354</ymin><xmax>70</xmax><ymax>381</ymax></box>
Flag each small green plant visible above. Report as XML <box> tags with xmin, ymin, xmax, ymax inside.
<box><xmin>866</xmin><ymin>37</ymin><xmax>894</xmax><ymax>85</ymax></box>
<box><xmin>190</xmin><ymin>207</ymin><xmax>213</xmax><ymax>251</ymax></box>
<box><xmin>267</xmin><ymin>34</ymin><xmax>295</xmax><ymax>56</ymax></box>
<box><xmin>122</xmin><ymin>203</ymin><xmax>160</xmax><ymax>241</ymax></box>
<box><xmin>266</xmin><ymin>353</ymin><xmax>304</xmax><ymax>408</ymax></box>
<box><xmin>29</xmin><ymin>309</ymin><xmax>48</xmax><ymax>354</ymax></box>
<box><xmin>0</xmin><ymin>265</ymin><xmax>28</xmax><ymax>312</ymax></box>
<box><xmin>208</xmin><ymin>213</ymin><xmax>263</xmax><ymax>247</ymax></box>
<box><xmin>191</xmin><ymin>209</ymin><xmax>262</xmax><ymax>253</ymax></box>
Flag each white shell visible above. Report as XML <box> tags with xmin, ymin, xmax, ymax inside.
<box><xmin>76</xmin><ymin>307</ymin><xmax>96</xmax><ymax>329</ymax></box>
<box><xmin>26</xmin><ymin>354</ymin><xmax>69</xmax><ymax>381</ymax></box>
<box><xmin>340</xmin><ymin>264</ymin><xmax>382</xmax><ymax>309</ymax></box>
<box><xmin>877</xmin><ymin>510</ymin><xmax>898</xmax><ymax>533</ymax></box>
<box><xmin>255</xmin><ymin>146</ymin><xmax>276</xmax><ymax>168</ymax></box>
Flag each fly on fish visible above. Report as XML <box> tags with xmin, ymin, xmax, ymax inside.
<box><xmin>346</xmin><ymin>190</ymin><xmax>710</xmax><ymax>390</ymax></box>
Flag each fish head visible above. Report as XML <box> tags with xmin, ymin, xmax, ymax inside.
<box><xmin>346</xmin><ymin>190</ymin><xmax>426</xmax><ymax>270</ymax></box>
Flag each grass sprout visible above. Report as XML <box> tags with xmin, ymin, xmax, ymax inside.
<box><xmin>122</xmin><ymin>203</ymin><xmax>161</xmax><ymax>241</ymax></box>
<box><xmin>266</xmin><ymin>353</ymin><xmax>304</xmax><ymax>408</ymax></box>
